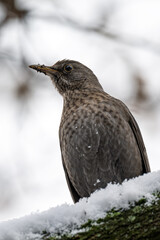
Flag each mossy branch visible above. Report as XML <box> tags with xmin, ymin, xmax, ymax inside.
<box><xmin>42</xmin><ymin>192</ymin><xmax>160</xmax><ymax>240</ymax></box>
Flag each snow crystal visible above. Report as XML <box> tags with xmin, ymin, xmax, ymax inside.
<box><xmin>94</xmin><ymin>179</ymin><xmax>101</xmax><ymax>186</ymax></box>
<box><xmin>0</xmin><ymin>171</ymin><xmax>160</xmax><ymax>240</ymax></box>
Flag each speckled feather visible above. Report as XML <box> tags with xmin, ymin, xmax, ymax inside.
<box><xmin>59</xmin><ymin>90</ymin><xmax>150</xmax><ymax>201</ymax></box>
<box><xmin>29</xmin><ymin>60</ymin><xmax>151</xmax><ymax>203</ymax></box>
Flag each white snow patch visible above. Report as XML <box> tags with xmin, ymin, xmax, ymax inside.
<box><xmin>94</xmin><ymin>179</ymin><xmax>101</xmax><ymax>186</ymax></box>
<box><xmin>0</xmin><ymin>171</ymin><xmax>160</xmax><ymax>240</ymax></box>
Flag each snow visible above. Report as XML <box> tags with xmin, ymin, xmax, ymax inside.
<box><xmin>94</xmin><ymin>179</ymin><xmax>101</xmax><ymax>186</ymax></box>
<box><xmin>0</xmin><ymin>171</ymin><xmax>160</xmax><ymax>240</ymax></box>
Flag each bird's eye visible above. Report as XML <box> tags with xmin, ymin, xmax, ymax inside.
<box><xmin>64</xmin><ymin>64</ymin><xmax>73</xmax><ymax>72</ymax></box>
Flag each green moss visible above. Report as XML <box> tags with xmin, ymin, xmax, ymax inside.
<box><xmin>43</xmin><ymin>192</ymin><xmax>160</xmax><ymax>240</ymax></box>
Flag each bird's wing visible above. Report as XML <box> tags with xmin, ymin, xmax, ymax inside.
<box><xmin>116</xmin><ymin>99</ymin><xmax>151</xmax><ymax>173</ymax></box>
<box><xmin>128</xmin><ymin>111</ymin><xmax>151</xmax><ymax>172</ymax></box>
<box><xmin>59</xmin><ymin>115</ymin><xmax>106</xmax><ymax>200</ymax></box>
<box><xmin>59</xmin><ymin>127</ymin><xmax>81</xmax><ymax>203</ymax></box>
<box><xmin>61</xmin><ymin>157</ymin><xmax>81</xmax><ymax>203</ymax></box>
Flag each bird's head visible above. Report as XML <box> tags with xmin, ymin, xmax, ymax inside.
<box><xmin>29</xmin><ymin>59</ymin><xmax>103</xmax><ymax>95</ymax></box>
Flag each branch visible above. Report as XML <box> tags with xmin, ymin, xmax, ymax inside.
<box><xmin>43</xmin><ymin>192</ymin><xmax>160</xmax><ymax>240</ymax></box>
<box><xmin>30</xmin><ymin>13</ymin><xmax>160</xmax><ymax>56</ymax></box>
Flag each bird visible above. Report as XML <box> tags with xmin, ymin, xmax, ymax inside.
<box><xmin>29</xmin><ymin>59</ymin><xmax>151</xmax><ymax>203</ymax></box>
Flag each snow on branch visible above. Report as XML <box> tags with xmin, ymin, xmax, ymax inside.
<box><xmin>0</xmin><ymin>171</ymin><xmax>160</xmax><ymax>240</ymax></box>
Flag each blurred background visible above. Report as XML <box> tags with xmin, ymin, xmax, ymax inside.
<box><xmin>0</xmin><ymin>0</ymin><xmax>160</xmax><ymax>221</ymax></box>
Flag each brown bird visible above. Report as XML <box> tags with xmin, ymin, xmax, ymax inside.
<box><xmin>29</xmin><ymin>60</ymin><xmax>151</xmax><ymax>203</ymax></box>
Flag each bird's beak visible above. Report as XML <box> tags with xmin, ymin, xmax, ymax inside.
<box><xmin>29</xmin><ymin>64</ymin><xmax>58</xmax><ymax>75</ymax></box>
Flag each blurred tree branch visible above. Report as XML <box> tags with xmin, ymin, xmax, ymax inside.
<box><xmin>31</xmin><ymin>10</ymin><xmax>160</xmax><ymax>56</ymax></box>
<box><xmin>0</xmin><ymin>0</ymin><xmax>29</xmax><ymax>27</ymax></box>
<box><xmin>0</xmin><ymin>0</ymin><xmax>160</xmax><ymax>110</ymax></box>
